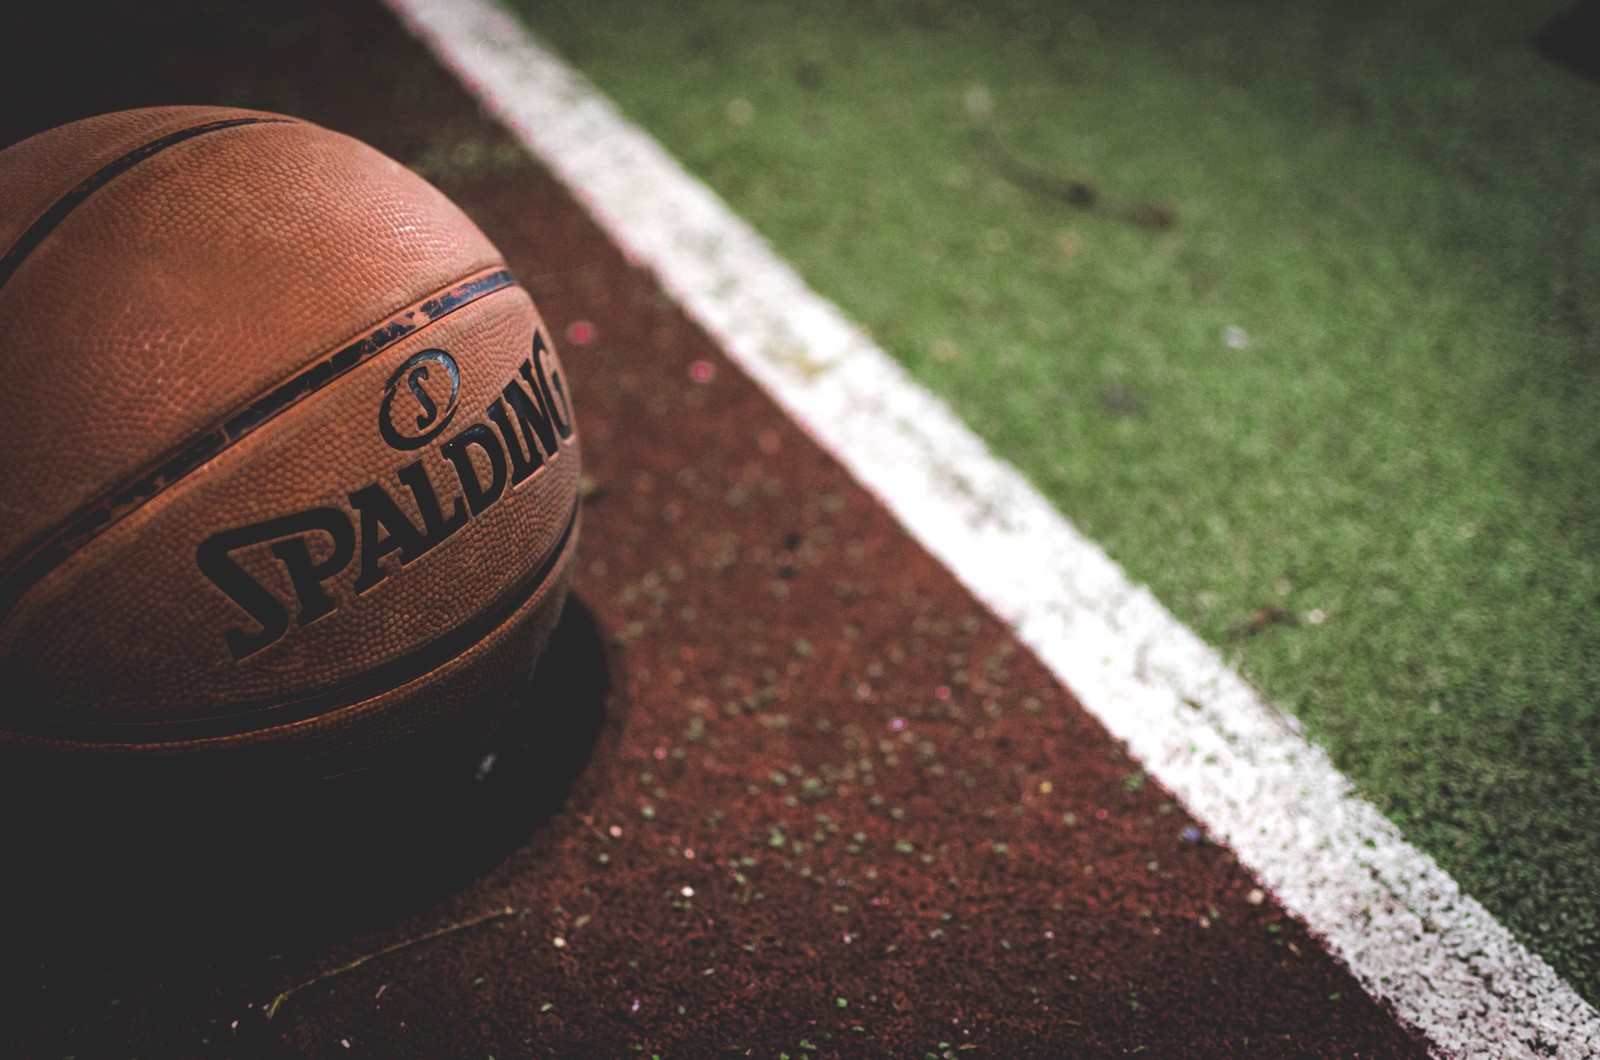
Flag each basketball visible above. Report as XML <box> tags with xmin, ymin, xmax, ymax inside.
<box><xmin>0</xmin><ymin>107</ymin><xmax>581</xmax><ymax>780</ymax></box>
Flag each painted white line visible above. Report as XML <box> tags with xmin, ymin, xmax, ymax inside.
<box><xmin>385</xmin><ymin>0</ymin><xmax>1600</xmax><ymax>1055</ymax></box>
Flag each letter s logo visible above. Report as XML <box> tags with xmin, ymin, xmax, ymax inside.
<box><xmin>379</xmin><ymin>349</ymin><xmax>460</xmax><ymax>451</ymax></box>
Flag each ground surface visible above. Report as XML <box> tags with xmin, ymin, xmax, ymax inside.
<box><xmin>0</xmin><ymin>0</ymin><xmax>1428</xmax><ymax>1056</ymax></box>
<box><xmin>508</xmin><ymin>0</ymin><xmax>1600</xmax><ymax>999</ymax></box>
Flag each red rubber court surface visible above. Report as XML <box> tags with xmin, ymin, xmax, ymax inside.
<box><xmin>0</xmin><ymin>1</ymin><xmax>1425</xmax><ymax>1056</ymax></box>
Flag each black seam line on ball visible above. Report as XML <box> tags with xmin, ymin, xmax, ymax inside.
<box><xmin>0</xmin><ymin>116</ymin><xmax>296</xmax><ymax>291</ymax></box>
<box><xmin>0</xmin><ymin>268</ymin><xmax>519</xmax><ymax>623</ymax></box>
<box><xmin>7</xmin><ymin>493</ymin><xmax>578</xmax><ymax>745</ymax></box>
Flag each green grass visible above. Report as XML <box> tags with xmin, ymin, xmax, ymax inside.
<box><xmin>513</xmin><ymin>0</ymin><xmax>1600</xmax><ymax>999</ymax></box>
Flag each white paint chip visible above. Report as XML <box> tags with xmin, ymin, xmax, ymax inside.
<box><xmin>385</xmin><ymin>0</ymin><xmax>1600</xmax><ymax>1054</ymax></box>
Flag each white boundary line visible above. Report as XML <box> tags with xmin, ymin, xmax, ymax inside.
<box><xmin>385</xmin><ymin>1</ymin><xmax>1600</xmax><ymax>1054</ymax></box>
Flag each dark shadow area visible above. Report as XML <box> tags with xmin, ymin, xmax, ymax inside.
<box><xmin>0</xmin><ymin>594</ymin><xmax>609</xmax><ymax>995</ymax></box>
<box><xmin>1534</xmin><ymin>0</ymin><xmax>1600</xmax><ymax>83</ymax></box>
<box><xmin>1</xmin><ymin>0</ymin><xmax>506</xmax><ymax>167</ymax></box>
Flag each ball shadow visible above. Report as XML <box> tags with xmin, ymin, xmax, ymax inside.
<box><xmin>0</xmin><ymin>593</ymin><xmax>611</xmax><ymax>987</ymax></box>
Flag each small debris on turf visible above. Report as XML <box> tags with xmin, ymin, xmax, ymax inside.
<box><xmin>968</xmin><ymin>99</ymin><xmax>1181</xmax><ymax>230</ymax></box>
<box><xmin>972</xmin><ymin>123</ymin><xmax>1098</xmax><ymax>207</ymax></box>
<box><xmin>1122</xmin><ymin>202</ymin><xmax>1179</xmax><ymax>230</ymax></box>
<box><xmin>1229</xmin><ymin>604</ymin><xmax>1299</xmax><ymax>638</ymax></box>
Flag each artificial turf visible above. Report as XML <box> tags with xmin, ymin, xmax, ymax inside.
<box><xmin>511</xmin><ymin>0</ymin><xmax>1600</xmax><ymax>1000</ymax></box>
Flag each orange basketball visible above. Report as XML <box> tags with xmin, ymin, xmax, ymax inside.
<box><xmin>0</xmin><ymin>107</ymin><xmax>580</xmax><ymax>780</ymax></box>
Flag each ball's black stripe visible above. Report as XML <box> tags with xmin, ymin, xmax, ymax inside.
<box><xmin>5</xmin><ymin>495</ymin><xmax>579</xmax><ymax>745</ymax></box>
<box><xmin>0</xmin><ymin>268</ymin><xmax>519</xmax><ymax>622</ymax></box>
<box><xmin>0</xmin><ymin>116</ymin><xmax>294</xmax><ymax>291</ymax></box>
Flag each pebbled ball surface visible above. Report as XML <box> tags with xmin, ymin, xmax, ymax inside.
<box><xmin>0</xmin><ymin>107</ymin><xmax>580</xmax><ymax>777</ymax></box>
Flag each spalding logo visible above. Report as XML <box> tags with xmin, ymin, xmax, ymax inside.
<box><xmin>197</xmin><ymin>331</ymin><xmax>574</xmax><ymax>660</ymax></box>
<box><xmin>378</xmin><ymin>349</ymin><xmax>461</xmax><ymax>451</ymax></box>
